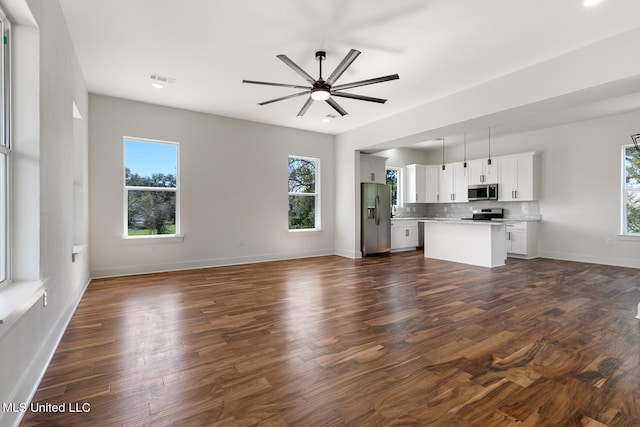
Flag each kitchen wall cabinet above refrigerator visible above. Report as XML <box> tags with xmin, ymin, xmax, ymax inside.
<box><xmin>360</xmin><ymin>153</ymin><xmax>387</xmax><ymax>184</ymax></box>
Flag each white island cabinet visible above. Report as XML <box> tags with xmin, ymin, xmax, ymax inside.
<box><xmin>419</xmin><ymin>220</ymin><xmax>507</xmax><ymax>268</ymax></box>
<box><xmin>391</xmin><ymin>219</ymin><xmax>419</xmax><ymax>251</ymax></box>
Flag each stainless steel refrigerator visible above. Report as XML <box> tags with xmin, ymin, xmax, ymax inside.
<box><xmin>361</xmin><ymin>183</ymin><xmax>391</xmax><ymax>256</ymax></box>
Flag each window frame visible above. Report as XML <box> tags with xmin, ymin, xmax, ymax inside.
<box><xmin>288</xmin><ymin>155</ymin><xmax>320</xmax><ymax>231</ymax></box>
<box><xmin>622</xmin><ymin>144</ymin><xmax>640</xmax><ymax>237</ymax></box>
<box><xmin>0</xmin><ymin>8</ymin><xmax>10</xmax><ymax>286</ymax></box>
<box><xmin>386</xmin><ymin>167</ymin><xmax>402</xmax><ymax>209</ymax></box>
<box><xmin>123</xmin><ymin>137</ymin><xmax>180</xmax><ymax>239</ymax></box>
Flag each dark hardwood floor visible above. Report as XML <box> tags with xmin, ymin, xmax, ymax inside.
<box><xmin>20</xmin><ymin>252</ymin><xmax>640</xmax><ymax>426</ymax></box>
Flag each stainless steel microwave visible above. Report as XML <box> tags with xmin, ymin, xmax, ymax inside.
<box><xmin>468</xmin><ymin>184</ymin><xmax>498</xmax><ymax>201</ymax></box>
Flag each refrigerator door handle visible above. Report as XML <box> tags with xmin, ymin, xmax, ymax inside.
<box><xmin>375</xmin><ymin>195</ymin><xmax>380</xmax><ymax>225</ymax></box>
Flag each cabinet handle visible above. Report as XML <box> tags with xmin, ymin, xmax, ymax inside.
<box><xmin>416</xmin><ymin>193</ymin><xmax>419</xmax><ymax>201</ymax></box>
<box><xmin>371</xmin><ymin>172</ymin><xmax>375</xmax><ymax>182</ymax></box>
<box><xmin>405</xmin><ymin>229</ymin><xmax>409</xmax><ymax>237</ymax></box>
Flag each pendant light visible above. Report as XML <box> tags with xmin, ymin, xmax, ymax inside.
<box><xmin>487</xmin><ymin>126</ymin><xmax>492</xmax><ymax>166</ymax></box>
<box><xmin>441</xmin><ymin>138</ymin><xmax>446</xmax><ymax>170</ymax></box>
<box><xmin>463</xmin><ymin>132</ymin><xmax>467</xmax><ymax>168</ymax></box>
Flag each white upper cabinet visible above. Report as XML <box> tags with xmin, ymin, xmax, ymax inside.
<box><xmin>425</xmin><ymin>165</ymin><xmax>440</xmax><ymax>203</ymax></box>
<box><xmin>360</xmin><ymin>153</ymin><xmax>387</xmax><ymax>184</ymax></box>
<box><xmin>468</xmin><ymin>158</ymin><xmax>498</xmax><ymax>185</ymax></box>
<box><xmin>404</xmin><ymin>164</ymin><xmax>427</xmax><ymax>203</ymax></box>
<box><xmin>497</xmin><ymin>152</ymin><xmax>539</xmax><ymax>201</ymax></box>
<box><xmin>439</xmin><ymin>162</ymin><xmax>468</xmax><ymax>203</ymax></box>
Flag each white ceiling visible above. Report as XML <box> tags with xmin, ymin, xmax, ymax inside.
<box><xmin>59</xmin><ymin>0</ymin><xmax>640</xmax><ymax>143</ymax></box>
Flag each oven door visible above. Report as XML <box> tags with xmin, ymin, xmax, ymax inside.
<box><xmin>468</xmin><ymin>185</ymin><xmax>489</xmax><ymax>201</ymax></box>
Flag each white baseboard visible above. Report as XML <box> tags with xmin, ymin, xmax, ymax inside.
<box><xmin>90</xmin><ymin>249</ymin><xmax>337</xmax><ymax>279</ymax></box>
<box><xmin>538</xmin><ymin>250</ymin><xmax>640</xmax><ymax>269</ymax></box>
<box><xmin>5</xmin><ymin>276</ymin><xmax>91</xmax><ymax>427</ymax></box>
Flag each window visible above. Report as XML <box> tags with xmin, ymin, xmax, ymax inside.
<box><xmin>0</xmin><ymin>9</ymin><xmax>10</xmax><ymax>284</ymax></box>
<box><xmin>124</xmin><ymin>138</ymin><xmax>179</xmax><ymax>237</ymax></box>
<box><xmin>288</xmin><ymin>156</ymin><xmax>319</xmax><ymax>230</ymax></box>
<box><xmin>386</xmin><ymin>167</ymin><xmax>400</xmax><ymax>208</ymax></box>
<box><xmin>623</xmin><ymin>144</ymin><xmax>640</xmax><ymax>235</ymax></box>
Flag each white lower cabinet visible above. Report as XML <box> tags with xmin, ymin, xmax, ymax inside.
<box><xmin>391</xmin><ymin>219</ymin><xmax>419</xmax><ymax>250</ymax></box>
<box><xmin>505</xmin><ymin>222</ymin><xmax>538</xmax><ymax>258</ymax></box>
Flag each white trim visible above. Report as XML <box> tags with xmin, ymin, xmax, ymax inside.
<box><xmin>616</xmin><ymin>234</ymin><xmax>640</xmax><ymax>242</ymax></box>
<box><xmin>9</xmin><ymin>276</ymin><xmax>90</xmax><ymax>427</ymax></box>
<box><xmin>621</xmin><ymin>144</ymin><xmax>640</xmax><ymax>235</ymax></box>
<box><xmin>90</xmin><ymin>249</ymin><xmax>335</xmax><ymax>279</ymax></box>
<box><xmin>122</xmin><ymin>234</ymin><xmax>184</xmax><ymax>244</ymax></box>
<box><xmin>537</xmin><ymin>251</ymin><xmax>640</xmax><ymax>269</ymax></box>
<box><xmin>123</xmin><ymin>136</ymin><xmax>180</xmax><ymax>237</ymax></box>
<box><xmin>0</xmin><ymin>279</ymin><xmax>45</xmax><ymax>335</ymax></box>
<box><xmin>288</xmin><ymin>155</ymin><xmax>320</xmax><ymax>230</ymax></box>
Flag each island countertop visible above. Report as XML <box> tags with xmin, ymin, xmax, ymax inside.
<box><xmin>417</xmin><ymin>219</ymin><xmax>508</xmax><ymax>226</ymax></box>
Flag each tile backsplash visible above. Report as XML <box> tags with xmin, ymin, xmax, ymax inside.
<box><xmin>395</xmin><ymin>201</ymin><xmax>540</xmax><ymax>220</ymax></box>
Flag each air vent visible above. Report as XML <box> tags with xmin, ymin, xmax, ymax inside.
<box><xmin>149</xmin><ymin>74</ymin><xmax>176</xmax><ymax>84</ymax></box>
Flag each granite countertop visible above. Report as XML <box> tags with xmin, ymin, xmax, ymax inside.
<box><xmin>393</xmin><ymin>216</ymin><xmax>541</xmax><ymax>222</ymax></box>
<box><xmin>418</xmin><ymin>218</ymin><xmax>507</xmax><ymax>226</ymax></box>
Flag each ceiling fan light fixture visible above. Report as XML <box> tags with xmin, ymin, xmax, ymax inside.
<box><xmin>311</xmin><ymin>87</ymin><xmax>331</xmax><ymax>101</ymax></box>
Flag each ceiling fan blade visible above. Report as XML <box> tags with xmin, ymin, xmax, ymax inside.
<box><xmin>276</xmin><ymin>54</ymin><xmax>317</xmax><ymax>85</ymax></box>
<box><xmin>297</xmin><ymin>97</ymin><xmax>314</xmax><ymax>117</ymax></box>
<box><xmin>325</xmin><ymin>49</ymin><xmax>361</xmax><ymax>86</ymax></box>
<box><xmin>326</xmin><ymin>98</ymin><xmax>348</xmax><ymax>116</ymax></box>
<box><xmin>331</xmin><ymin>74</ymin><xmax>399</xmax><ymax>91</ymax></box>
<box><xmin>258</xmin><ymin>91</ymin><xmax>309</xmax><ymax>106</ymax></box>
<box><xmin>243</xmin><ymin>79</ymin><xmax>310</xmax><ymax>90</ymax></box>
<box><xmin>331</xmin><ymin>92</ymin><xmax>387</xmax><ymax>104</ymax></box>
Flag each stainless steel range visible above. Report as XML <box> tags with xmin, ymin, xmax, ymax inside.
<box><xmin>463</xmin><ymin>207</ymin><xmax>504</xmax><ymax>221</ymax></box>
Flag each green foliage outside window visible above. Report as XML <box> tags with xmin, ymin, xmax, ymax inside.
<box><xmin>126</xmin><ymin>168</ymin><xmax>176</xmax><ymax>235</ymax></box>
<box><xmin>386</xmin><ymin>169</ymin><xmax>399</xmax><ymax>207</ymax></box>
<box><xmin>288</xmin><ymin>157</ymin><xmax>318</xmax><ymax>230</ymax></box>
<box><xmin>624</xmin><ymin>146</ymin><xmax>640</xmax><ymax>234</ymax></box>
<box><xmin>124</xmin><ymin>138</ymin><xmax>178</xmax><ymax>237</ymax></box>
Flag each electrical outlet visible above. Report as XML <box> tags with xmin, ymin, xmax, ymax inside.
<box><xmin>239</xmin><ymin>238</ymin><xmax>244</xmax><ymax>247</ymax></box>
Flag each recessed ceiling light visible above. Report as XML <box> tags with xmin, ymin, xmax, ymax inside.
<box><xmin>583</xmin><ymin>0</ymin><xmax>603</xmax><ymax>7</ymax></box>
<box><xmin>322</xmin><ymin>117</ymin><xmax>331</xmax><ymax>123</ymax></box>
<box><xmin>151</xmin><ymin>83</ymin><xmax>163</xmax><ymax>89</ymax></box>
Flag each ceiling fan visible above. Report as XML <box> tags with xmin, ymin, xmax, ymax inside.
<box><xmin>243</xmin><ymin>49</ymin><xmax>399</xmax><ymax>117</ymax></box>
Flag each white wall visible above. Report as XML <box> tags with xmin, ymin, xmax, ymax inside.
<box><xmin>487</xmin><ymin>112</ymin><xmax>640</xmax><ymax>268</ymax></box>
<box><xmin>88</xmin><ymin>95</ymin><xmax>335</xmax><ymax>277</ymax></box>
<box><xmin>0</xmin><ymin>1</ymin><xmax>90</xmax><ymax>426</ymax></box>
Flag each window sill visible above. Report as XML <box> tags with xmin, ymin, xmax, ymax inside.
<box><xmin>288</xmin><ymin>228</ymin><xmax>322</xmax><ymax>233</ymax></box>
<box><xmin>122</xmin><ymin>234</ymin><xmax>185</xmax><ymax>244</ymax></box>
<box><xmin>0</xmin><ymin>279</ymin><xmax>46</xmax><ymax>339</ymax></box>
<box><xmin>617</xmin><ymin>234</ymin><xmax>640</xmax><ymax>242</ymax></box>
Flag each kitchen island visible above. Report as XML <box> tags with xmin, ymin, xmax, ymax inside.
<box><xmin>418</xmin><ymin>219</ymin><xmax>507</xmax><ymax>268</ymax></box>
